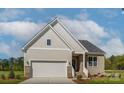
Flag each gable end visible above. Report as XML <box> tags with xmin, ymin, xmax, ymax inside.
<box><xmin>22</xmin><ymin>18</ymin><xmax>73</xmax><ymax>52</ymax></box>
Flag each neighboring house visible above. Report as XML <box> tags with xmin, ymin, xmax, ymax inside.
<box><xmin>22</xmin><ymin>17</ymin><xmax>105</xmax><ymax>78</ymax></box>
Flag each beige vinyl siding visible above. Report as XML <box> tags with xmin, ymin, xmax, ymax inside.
<box><xmin>30</xmin><ymin>28</ymin><xmax>70</xmax><ymax>49</ymax></box>
<box><xmin>24</xmin><ymin>49</ymin><xmax>72</xmax><ymax>66</ymax></box>
<box><xmin>87</xmin><ymin>56</ymin><xmax>105</xmax><ymax>75</ymax></box>
<box><xmin>24</xmin><ymin>27</ymin><xmax>73</xmax><ymax>66</ymax></box>
<box><xmin>52</xmin><ymin>22</ymin><xmax>85</xmax><ymax>53</ymax></box>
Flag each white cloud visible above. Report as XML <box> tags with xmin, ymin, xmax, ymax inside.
<box><xmin>0</xmin><ymin>8</ymin><xmax>45</xmax><ymax>22</ymax></box>
<box><xmin>0</xmin><ymin>14</ymin><xmax>124</xmax><ymax>58</ymax></box>
<box><xmin>76</xmin><ymin>9</ymin><xmax>89</xmax><ymax>20</ymax></box>
<box><xmin>0</xmin><ymin>21</ymin><xmax>46</xmax><ymax>58</ymax></box>
<box><xmin>0</xmin><ymin>42</ymin><xmax>11</xmax><ymax>56</ymax></box>
<box><xmin>9</xmin><ymin>40</ymin><xmax>22</xmax><ymax>57</ymax></box>
<box><xmin>0</xmin><ymin>21</ymin><xmax>45</xmax><ymax>41</ymax></box>
<box><xmin>0</xmin><ymin>9</ymin><xmax>25</xmax><ymax>21</ymax></box>
<box><xmin>0</xmin><ymin>40</ymin><xmax>22</xmax><ymax>58</ymax></box>
<box><xmin>102</xmin><ymin>38</ymin><xmax>124</xmax><ymax>57</ymax></box>
<box><xmin>59</xmin><ymin>16</ymin><xmax>124</xmax><ymax>57</ymax></box>
<box><xmin>60</xmin><ymin>16</ymin><xmax>108</xmax><ymax>45</ymax></box>
<box><xmin>76</xmin><ymin>13</ymin><xmax>89</xmax><ymax>20</ymax></box>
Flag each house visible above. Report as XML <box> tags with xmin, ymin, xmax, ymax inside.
<box><xmin>22</xmin><ymin>17</ymin><xmax>105</xmax><ymax>78</ymax></box>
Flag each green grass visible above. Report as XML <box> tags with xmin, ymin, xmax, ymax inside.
<box><xmin>89</xmin><ymin>77</ymin><xmax>124</xmax><ymax>84</ymax></box>
<box><xmin>105</xmin><ymin>70</ymin><xmax>124</xmax><ymax>78</ymax></box>
<box><xmin>0</xmin><ymin>71</ymin><xmax>24</xmax><ymax>77</ymax></box>
<box><xmin>89</xmin><ymin>70</ymin><xmax>124</xmax><ymax>84</ymax></box>
<box><xmin>0</xmin><ymin>79</ymin><xmax>25</xmax><ymax>84</ymax></box>
<box><xmin>0</xmin><ymin>71</ymin><xmax>25</xmax><ymax>84</ymax></box>
<box><xmin>74</xmin><ymin>70</ymin><xmax>124</xmax><ymax>84</ymax></box>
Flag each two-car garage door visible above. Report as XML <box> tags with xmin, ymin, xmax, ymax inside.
<box><xmin>32</xmin><ymin>61</ymin><xmax>67</xmax><ymax>77</ymax></box>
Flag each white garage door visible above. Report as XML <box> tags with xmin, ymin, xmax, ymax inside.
<box><xmin>32</xmin><ymin>61</ymin><xmax>67</xmax><ymax>77</ymax></box>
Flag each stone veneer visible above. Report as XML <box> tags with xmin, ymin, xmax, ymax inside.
<box><xmin>67</xmin><ymin>66</ymin><xmax>72</xmax><ymax>78</ymax></box>
<box><xmin>24</xmin><ymin>66</ymin><xmax>31</xmax><ymax>78</ymax></box>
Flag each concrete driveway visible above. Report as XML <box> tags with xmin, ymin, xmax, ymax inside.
<box><xmin>21</xmin><ymin>77</ymin><xmax>76</xmax><ymax>84</ymax></box>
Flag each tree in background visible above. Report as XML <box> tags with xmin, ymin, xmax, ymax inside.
<box><xmin>0</xmin><ymin>57</ymin><xmax>24</xmax><ymax>71</ymax></box>
<box><xmin>105</xmin><ymin>55</ymin><xmax>124</xmax><ymax>70</ymax></box>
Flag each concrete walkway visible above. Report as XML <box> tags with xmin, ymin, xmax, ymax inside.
<box><xmin>21</xmin><ymin>77</ymin><xmax>76</xmax><ymax>84</ymax></box>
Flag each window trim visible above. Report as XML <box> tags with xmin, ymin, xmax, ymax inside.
<box><xmin>88</xmin><ymin>56</ymin><xmax>97</xmax><ymax>67</ymax></box>
<box><xmin>46</xmin><ymin>39</ymin><xmax>51</xmax><ymax>46</ymax></box>
<box><xmin>93</xmin><ymin>57</ymin><xmax>97</xmax><ymax>66</ymax></box>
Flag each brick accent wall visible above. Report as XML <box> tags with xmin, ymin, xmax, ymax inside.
<box><xmin>67</xmin><ymin>66</ymin><xmax>72</xmax><ymax>78</ymax></box>
<box><xmin>24</xmin><ymin>66</ymin><xmax>31</xmax><ymax>78</ymax></box>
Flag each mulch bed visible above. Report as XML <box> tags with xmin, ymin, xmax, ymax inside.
<box><xmin>73</xmin><ymin>79</ymin><xmax>90</xmax><ymax>84</ymax></box>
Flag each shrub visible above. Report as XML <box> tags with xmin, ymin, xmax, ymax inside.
<box><xmin>119</xmin><ymin>73</ymin><xmax>121</xmax><ymax>79</ymax></box>
<box><xmin>9</xmin><ymin>70</ymin><xmax>15</xmax><ymax>79</ymax></box>
<box><xmin>111</xmin><ymin>73</ymin><xmax>115</xmax><ymax>78</ymax></box>
<box><xmin>16</xmin><ymin>75</ymin><xmax>21</xmax><ymax>79</ymax></box>
<box><xmin>97</xmin><ymin>73</ymin><xmax>101</xmax><ymax>75</ymax></box>
<box><xmin>77</xmin><ymin>74</ymin><xmax>82</xmax><ymax>80</ymax></box>
<box><xmin>88</xmin><ymin>73</ymin><xmax>91</xmax><ymax>77</ymax></box>
<box><xmin>100</xmin><ymin>75</ymin><xmax>105</xmax><ymax>77</ymax></box>
<box><xmin>97</xmin><ymin>73</ymin><xmax>101</xmax><ymax>77</ymax></box>
<box><xmin>107</xmin><ymin>74</ymin><xmax>111</xmax><ymax>78</ymax></box>
<box><xmin>93</xmin><ymin>74</ymin><xmax>98</xmax><ymax>77</ymax></box>
<box><xmin>1</xmin><ymin>74</ymin><xmax>5</xmax><ymax>80</ymax></box>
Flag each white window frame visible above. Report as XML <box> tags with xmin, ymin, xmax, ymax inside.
<box><xmin>88</xmin><ymin>56</ymin><xmax>97</xmax><ymax>67</ymax></box>
<box><xmin>46</xmin><ymin>38</ymin><xmax>51</xmax><ymax>46</ymax></box>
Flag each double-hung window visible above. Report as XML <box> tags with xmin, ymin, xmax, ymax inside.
<box><xmin>88</xmin><ymin>56</ymin><xmax>97</xmax><ymax>66</ymax></box>
<box><xmin>93</xmin><ymin>57</ymin><xmax>97</xmax><ymax>66</ymax></box>
<box><xmin>47</xmin><ymin>39</ymin><xmax>51</xmax><ymax>46</ymax></box>
<box><xmin>88</xmin><ymin>57</ymin><xmax>92</xmax><ymax>66</ymax></box>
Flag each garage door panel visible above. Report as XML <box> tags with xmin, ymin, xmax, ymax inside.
<box><xmin>32</xmin><ymin>61</ymin><xmax>67</xmax><ymax>77</ymax></box>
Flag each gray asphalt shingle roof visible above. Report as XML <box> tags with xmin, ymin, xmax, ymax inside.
<box><xmin>78</xmin><ymin>40</ymin><xmax>105</xmax><ymax>54</ymax></box>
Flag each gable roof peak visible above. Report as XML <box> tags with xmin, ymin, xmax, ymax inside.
<box><xmin>22</xmin><ymin>17</ymin><xmax>68</xmax><ymax>51</ymax></box>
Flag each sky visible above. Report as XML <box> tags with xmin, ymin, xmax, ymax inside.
<box><xmin>0</xmin><ymin>8</ymin><xmax>124</xmax><ymax>59</ymax></box>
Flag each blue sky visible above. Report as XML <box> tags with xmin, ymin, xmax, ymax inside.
<box><xmin>0</xmin><ymin>8</ymin><xmax>124</xmax><ymax>59</ymax></box>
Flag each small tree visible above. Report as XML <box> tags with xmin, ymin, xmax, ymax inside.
<box><xmin>9</xmin><ymin>70</ymin><xmax>15</xmax><ymax>79</ymax></box>
<box><xmin>1</xmin><ymin>74</ymin><xmax>5</xmax><ymax>80</ymax></box>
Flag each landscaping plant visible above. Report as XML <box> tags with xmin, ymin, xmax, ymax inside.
<box><xmin>9</xmin><ymin>70</ymin><xmax>15</xmax><ymax>79</ymax></box>
<box><xmin>77</xmin><ymin>74</ymin><xmax>82</xmax><ymax>80</ymax></box>
<box><xmin>16</xmin><ymin>75</ymin><xmax>21</xmax><ymax>79</ymax></box>
<box><xmin>1</xmin><ymin>74</ymin><xmax>5</xmax><ymax>80</ymax></box>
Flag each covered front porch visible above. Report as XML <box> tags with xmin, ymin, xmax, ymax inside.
<box><xmin>72</xmin><ymin>53</ymin><xmax>88</xmax><ymax>78</ymax></box>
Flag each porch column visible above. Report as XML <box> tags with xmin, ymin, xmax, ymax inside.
<box><xmin>83</xmin><ymin>53</ymin><xmax>85</xmax><ymax>69</ymax></box>
<box><xmin>79</xmin><ymin>54</ymin><xmax>84</xmax><ymax>74</ymax></box>
<box><xmin>82</xmin><ymin>53</ymin><xmax>88</xmax><ymax>78</ymax></box>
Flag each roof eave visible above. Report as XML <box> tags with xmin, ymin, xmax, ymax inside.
<box><xmin>86</xmin><ymin>52</ymin><xmax>105</xmax><ymax>55</ymax></box>
<box><xmin>22</xmin><ymin>17</ymin><xmax>58</xmax><ymax>51</ymax></box>
<box><xmin>56</xmin><ymin>18</ymin><xmax>88</xmax><ymax>52</ymax></box>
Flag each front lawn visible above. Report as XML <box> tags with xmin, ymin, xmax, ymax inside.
<box><xmin>0</xmin><ymin>79</ymin><xmax>24</xmax><ymax>84</ymax></box>
<box><xmin>0</xmin><ymin>71</ymin><xmax>25</xmax><ymax>84</ymax></box>
<box><xmin>89</xmin><ymin>77</ymin><xmax>124</xmax><ymax>84</ymax></box>
<box><xmin>0</xmin><ymin>71</ymin><xmax>24</xmax><ymax>77</ymax></box>
<box><xmin>73</xmin><ymin>70</ymin><xmax>124</xmax><ymax>84</ymax></box>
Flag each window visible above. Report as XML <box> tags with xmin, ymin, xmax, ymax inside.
<box><xmin>47</xmin><ymin>39</ymin><xmax>51</xmax><ymax>46</ymax></box>
<box><xmin>88</xmin><ymin>56</ymin><xmax>97</xmax><ymax>66</ymax></box>
<box><xmin>88</xmin><ymin>57</ymin><xmax>92</xmax><ymax>66</ymax></box>
<box><xmin>93</xmin><ymin>57</ymin><xmax>97</xmax><ymax>66</ymax></box>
